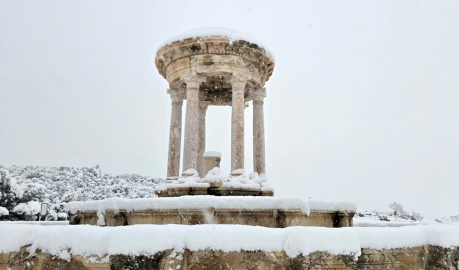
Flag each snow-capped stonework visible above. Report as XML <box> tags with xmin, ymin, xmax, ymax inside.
<box><xmin>157</xmin><ymin>30</ymin><xmax>273</xmax><ymax>186</ymax></box>
<box><xmin>65</xmin><ymin>196</ymin><xmax>311</xmax><ymax>215</ymax></box>
<box><xmin>1</xmin><ymin>223</ymin><xmax>459</xmax><ymax>270</ymax></box>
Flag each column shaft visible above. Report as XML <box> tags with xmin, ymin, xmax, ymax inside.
<box><xmin>166</xmin><ymin>99</ymin><xmax>183</xmax><ymax>178</ymax></box>
<box><xmin>253</xmin><ymin>99</ymin><xmax>266</xmax><ymax>174</ymax></box>
<box><xmin>230</xmin><ymin>74</ymin><xmax>248</xmax><ymax>172</ymax></box>
<box><xmin>182</xmin><ymin>89</ymin><xmax>199</xmax><ymax>172</ymax></box>
<box><xmin>181</xmin><ymin>74</ymin><xmax>206</xmax><ymax>174</ymax></box>
<box><xmin>197</xmin><ymin>103</ymin><xmax>208</xmax><ymax>177</ymax></box>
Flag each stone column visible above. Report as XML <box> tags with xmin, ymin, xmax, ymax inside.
<box><xmin>251</xmin><ymin>88</ymin><xmax>267</xmax><ymax>175</ymax></box>
<box><xmin>197</xmin><ymin>101</ymin><xmax>210</xmax><ymax>177</ymax></box>
<box><xmin>229</xmin><ymin>73</ymin><xmax>249</xmax><ymax>172</ymax></box>
<box><xmin>181</xmin><ymin>73</ymin><xmax>206</xmax><ymax>175</ymax></box>
<box><xmin>166</xmin><ymin>89</ymin><xmax>185</xmax><ymax>181</ymax></box>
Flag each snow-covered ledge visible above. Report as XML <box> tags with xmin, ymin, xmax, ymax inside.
<box><xmin>65</xmin><ymin>197</ymin><xmax>357</xmax><ymax>228</ymax></box>
<box><xmin>1</xmin><ymin>224</ymin><xmax>459</xmax><ymax>269</ymax></box>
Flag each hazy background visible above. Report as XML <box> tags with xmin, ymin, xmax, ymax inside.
<box><xmin>1</xmin><ymin>0</ymin><xmax>458</xmax><ymax>219</ymax></box>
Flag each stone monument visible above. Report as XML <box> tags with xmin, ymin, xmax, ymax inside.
<box><xmin>154</xmin><ymin>29</ymin><xmax>275</xmax><ymax>197</ymax></box>
<box><xmin>69</xmin><ymin>29</ymin><xmax>355</xmax><ymax>228</ymax></box>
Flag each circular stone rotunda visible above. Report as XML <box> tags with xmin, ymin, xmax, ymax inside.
<box><xmin>155</xmin><ymin>28</ymin><xmax>274</xmax><ymax>197</ymax></box>
<box><xmin>68</xmin><ymin>29</ymin><xmax>355</xmax><ymax>229</ymax></box>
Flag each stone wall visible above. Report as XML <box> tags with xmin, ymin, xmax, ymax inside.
<box><xmin>70</xmin><ymin>209</ymin><xmax>355</xmax><ymax>228</ymax></box>
<box><xmin>2</xmin><ymin>245</ymin><xmax>458</xmax><ymax>270</ymax></box>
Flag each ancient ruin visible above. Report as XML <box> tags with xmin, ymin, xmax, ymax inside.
<box><xmin>3</xmin><ymin>29</ymin><xmax>459</xmax><ymax>270</ymax></box>
<box><xmin>67</xmin><ymin>29</ymin><xmax>356</xmax><ymax>228</ymax></box>
<box><xmin>154</xmin><ymin>29</ymin><xmax>275</xmax><ymax>197</ymax></box>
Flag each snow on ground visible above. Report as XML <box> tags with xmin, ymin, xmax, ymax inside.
<box><xmin>0</xmin><ymin>221</ymin><xmax>69</xmax><ymax>226</ymax></box>
<box><xmin>0</xmin><ymin>223</ymin><xmax>458</xmax><ymax>260</ymax></box>
<box><xmin>354</xmin><ymin>216</ymin><xmax>427</xmax><ymax>227</ymax></box>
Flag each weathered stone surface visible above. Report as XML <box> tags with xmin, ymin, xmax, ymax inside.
<box><xmin>104</xmin><ymin>210</ymin><xmax>127</xmax><ymax>227</ymax></box>
<box><xmin>110</xmin><ymin>251</ymin><xmax>170</xmax><ymax>270</ymax></box>
<box><xmin>166</xmin><ymin>89</ymin><xmax>184</xmax><ymax>179</ymax></box>
<box><xmin>3</xmin><ymin>245</ymin><xmax>458</xmax><ymax>270</ymax></box>
<box><xmin>229</xmin><ymin>73</ymin><xmax>248</xmax><ymax>172</ymax></box>
<box><xmin>425</xmin><ymin>245</ymin><xmax>459</xmax><ymax>269</ymax></box>
<box><xmin>196</xmin><ymin>101</ymin><xmax>209</xmax><ymax>177</ymax></box>
<box><xmin>203</xmin><ymin>155</ymin><xmax>221</xmax><ymax>177</ymax></box>
<box><xmin>158</xmin><ymin>34</ymin><xmax>274</xmax><ymax>180</ymax></box>
<box><xmin>80</xmin><ymin>208</ymin><xmax>352</xmax><ymax>228</ymax></box>
<box><xmin>181</xmin><ymin>73</ymin><xmax>206</xmax><ymax>174</ymax></box>
<box><xmin>156</xmin><ymin>37</ymin><xmax>274</xmax><ymax>87</ymax></box>
<box><xmin>1</xmin><ymin>247</ymin><xmax>109</xmax><ymax>270</ymax></box>
<box><xmin>251</xmin><ymin>88</ymin><xmax>267</xmax><ymax>175</ymax></box>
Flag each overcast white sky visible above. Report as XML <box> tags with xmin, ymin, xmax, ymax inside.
<box><xmin>1</xmin><ymin>0</ymin><xmax>458</xmax><ymax>219</ymax></box>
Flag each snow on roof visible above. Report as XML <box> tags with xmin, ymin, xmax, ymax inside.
<box><xmin>1</xmin><ymin>224</ymin><xmax>458</xmax><ymax>260</ymax></box>
<box><xmin>157</xmin><ymin>28</ymin><xmax>274</xmax><ymax>60</ymax></box>
<box><xmin>65</xmin><ymin>196</ymin><xmax>310</xmax><ymax>215</ymax></box>
<box><xmin>203</xmin><ymin>151</ymin><xmax>222</xmax><ymax>158</ymax></box>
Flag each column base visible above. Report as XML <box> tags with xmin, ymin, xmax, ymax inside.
<box><xmin>165</xmin><ymin>176</ymin><xmax>179</xmax><ymax>183</ymax></box>
<box><xmin>230</xmin><ymin>169</ymin><xmax>245</xmax><ymax>177</ymax></box>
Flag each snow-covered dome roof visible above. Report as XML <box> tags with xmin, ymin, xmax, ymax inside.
<box><xmin>155</xmin><ymin>28</ymin><xmax>275</xmax><ymax>86</ymax></box>
<box><xmin>157</xmin><ymin>28</ymin><xmax>274</xmax><ymax>59</ymax></box>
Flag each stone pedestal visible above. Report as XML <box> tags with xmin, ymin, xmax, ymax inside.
<box><xmin>204</xmin><ymin>151</ymin><xmax>221</xmax><ymax>175</ymax></box>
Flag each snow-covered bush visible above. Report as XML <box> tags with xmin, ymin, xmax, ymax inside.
<box><xmin>435</xmin><ymin>216</ymin><xmax>452</xmax><ymax>223</ymax></box>
<box><xmin>0</xmin><ymin>206</ymin><xmax>8</xmax><ymax>216</ymax></box>
<box><xmin>0</xmin><ymin>164</ymin><xmax>162</xmax><ymax>221</ymax></box>
<box><xmin>357</xmin><ymin>202</ymin><xmax>424</xmax><ymax>222</ymax></box>
<box><xmin>0</xmin><ymin>169</ymin><xmax>24</xmax><ymax>213</ymax></box>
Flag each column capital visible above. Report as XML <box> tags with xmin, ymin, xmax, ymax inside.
<box><xmin>167</xmin><ymin>88</ymin><xmax>186</xmax><ymax>102</ymax></box>
<box><xmin>229</xmin><ymin>73</ymin><xmax>250</xmax><ymax>91</ymax></box>
<box><xmin>250</xmin><ymin>88</ymin><xmax>267</xmax><ymax>102</ymax></box>
<box><xmin>180</xmin><ymin>73</ymin><xmax>206</xmax><ymax>90</ymax></box>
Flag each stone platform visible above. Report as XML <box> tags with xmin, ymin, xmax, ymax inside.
<box><xmin>66</xmin><ymin>197</ymin><xmax>356</xmax><ymax>228</ymax></box>
<box><xmin>3</xmin><ymin>245</ymin><xmax>458</xmax><ymax>270</ymax></box>
<box><xmin>154</xmin><ymin>184</ymin><xmax>274</xmax><ymax>197</ymax></box>
<box><xmin>2</xmin><ymin>224</ymin><xmax>459</xmax><ymax>270</ymax></box>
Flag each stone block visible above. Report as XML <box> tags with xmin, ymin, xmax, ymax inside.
<box><xmin>214</xmin><ymin>209</ymin><xmax>277</xmax><ymax>227</ymax></box>
<box><xmin>126</xmin><ymin>210</ymin><xmax>181</xmax><ymax>225</ymax></box>
<box><xmin>190</xmin><ymin>186</ymin><xmax>208</xmax><ymax>195</ymax></box>
<box><xmin>179</xmin><ymin>209</ymin><xmax>215</xmax><ymax>225</ymax></box>
<box><xmin>166</xmin><ymin>186</ymin><xmax>191</xmax><ymax>197</ymax></box>
<box><xmin>81</xmin><ymin>211</ymin><xmax>98</xmax><ymax>226</ymax></box>
<box><xmin>212</xmin><ymin>186</ymin><xmax>260</xmax><ymax>196</ymax></box>
<box><xmin>261</xmin><ymin>190</ymin><xmax>274</xmax><ymax>196</ymax></box>
<box><xmin>105</xmin><ymin>210</ymin><xmax>127</xmax><ymax>227</ymax></box>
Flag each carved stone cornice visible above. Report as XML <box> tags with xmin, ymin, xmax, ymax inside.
<box><xmin>229</xmin><ymin>73</ymin><xmax>250</xmax><ymax>91</ymax></box>
<box><xmin>167</xmin><ymin>88</ymin><xmax>186</xmax><ymax>102</ymax></box>
<box><xmin>250</xmin><ymin>88</ymin><xmax>267</xmax><ymax>102</ymax></box>
<box><xmin>180</xmin><ymin>73</ymin><xmax>207</xmax><ymax>90</ymax></box>
<box><xmin>156</xmin><ymin>37</ymin><xmax>274</xmax><ymax>84</ymax></box>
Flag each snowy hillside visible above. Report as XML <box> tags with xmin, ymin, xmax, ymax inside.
<box><xmin>0</xmin><ymin>165</ymin><xmax>162</xmax><ymax>220</ymax></box>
